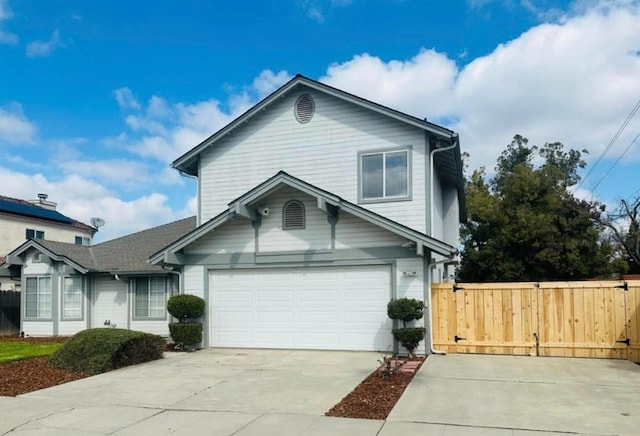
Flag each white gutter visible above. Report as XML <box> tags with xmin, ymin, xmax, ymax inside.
<box><xmin>427</xmin><ymin>134</ymin><xmax>459</xmax><ymax>355</ymax></box>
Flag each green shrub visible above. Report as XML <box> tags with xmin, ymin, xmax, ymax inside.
<box><xmin>392</xmin><ymin>327</ymin><xmax>426</xmax><ymax>357</ymax></box>
<box><xmin>167</xmin><ymin>294</ymin><xmax>205</xmax><ymax>321</ymax></box>
<box><xmin>48</xmin><ymin>328</ymin><xmax>165</xmax><ymax>375</ymax></box>
<box><xmin>387</xmin><ymin>298</ymin><xmax>425</xmax><ymax>326</ymax></box>
<box><xmin>168</xmin><ymin>322</ymin><xmax>202</xmax><ymax>346</ymax></box>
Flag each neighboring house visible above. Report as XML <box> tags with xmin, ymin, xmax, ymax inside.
<box><xmin>0</xmin><ymin>194</ymin><xmax>96</xmax><ymax>292</ymax></box>
<box><xmin>4</xmin><ymin>75</ymin><xmax>466</xmax><ymax>354</ymax></box>
<box><xmin>4</xmin><ymin>217</ymin><xmax>195</xmax><ymax>337</ymax></box>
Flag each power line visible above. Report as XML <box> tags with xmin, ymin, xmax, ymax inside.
<box><xmin>590</xmin><ymin>130</ymin><xmax>640</xmax><ymax>194</ymax></box>
<box><xmin>575</xmin><ymin>98</ymin><xmax>640</xmax><ymax>192</ymax></box>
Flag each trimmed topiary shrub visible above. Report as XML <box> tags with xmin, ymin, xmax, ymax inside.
<box><xmin>48</xmin><ymin>328</ymin><xmax>164</xmax><ymax>374</ymax></box>
<box><xmin>387</xmin><ymin>298</ymin><xmax>425</xmax><ymax>327</ymax></box>
<box><xmin>168</xmin><ymin>322</ymin><xmax>202</xmax><ymax>347</ymax></box>
<box><xmin>392</xmin><ymin>327</ymin><xmax>426</xmax><ymax>357</ymax></box>
<box><xmin>167</xmin><ymin>294</ymin><xmax>205</xmax><ymax>321</ymax></box>
<box><xmin>167</xmin><ymin>294</ymin><xmax>205</xmax><ymax>349</ymax></box>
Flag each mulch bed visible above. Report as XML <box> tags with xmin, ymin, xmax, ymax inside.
<box><xmin>0</xmin><ymin>336</ymin><xmax>90</xmax><ymax>397</ymax></box>
<box><xmin>325</xmin><ymin>357</ymin><xmax>425</xmax><ymax>420</ymax></box>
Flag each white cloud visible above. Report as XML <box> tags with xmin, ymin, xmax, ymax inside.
<box><xmin>0</xmin><ymin>103</ymin><xmax>36</xmax><ymax>144</ymax></box>
<box><xmin>298</xmin><ymin>0</ymin><xmax>353</xmax><ymax>22</ymax></box>
<box><xmin>56</xmin><ymin>158</ymin><xmax>154</xmax><ymax>190</ymax></box>
<box><xmin>113</xmin><ymin>87</ymin><xmax>141</xmax><ymax>110</ymax></box>
<box><xmin>0</xmin><ymin>0</ymin><xmax>17</xmax><ymax>44</ymax></box>
<box><xmin>0</xmin><ymin>167</ymin><xmax>188</xmax><ymax>243</ymax></box>
<box><xmin>116</xmin><ymin>69</ymin><xmax>290</xmax><ymax>163</ymax></box>
<box><xmin>25</xmin><ymin>30</ymin><xmax>64</xmax><ymax>58</ymax></box>
<box><xmin>319</xmin><ymin>2</ymin><xmax>640</xmax><ymax>175</ymax></box>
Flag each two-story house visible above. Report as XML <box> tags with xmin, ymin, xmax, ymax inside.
<box><xmin>3</xmin><ymin>75</ymin><xmax>465</xmax><ymax>354</ymax></box>
<box><xmin>0</xmin><ymin>194</ymin><xmax>96</xmax><ymax>291</ymax></box>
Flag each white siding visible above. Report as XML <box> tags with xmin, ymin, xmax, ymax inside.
<box><xmin>183</xmin><ymin>265</ymin><xmax>205</xmax><ymax>299</ymax></box>
<box><xmin>184</xmin><ymin>219</ymin><xmax>255</xmax><ymax>254</ymax></box>
<box><xmin>130</xmin><ymin>319</ymin><xmax>169</xmax><ymax>336</ymax></box>
<box><xmin>22</xmin><ymin>321</ymin><xmax>53</xmax><ymax>336</ymax></box>
<box><xmin>395</xmin><ymin>258</ymin><xmax>427</xmax><ymax>355</ymax></box>
<box><xmin>92</xmin><ymin>276</ymin><xmax>128</xmax><ymax>329</ymax></box>
<box><xmin>198</xmin><ymin>89</ymin><xmax>427</xmax><ymax>232</ymax></box>
<box><xmin>431</xmin><ymin>168</ymin><xmax>444</xmax><ymax>241</ymax></box>
<box><xmin>335</xmin><ymin>213</ymin><xmax>407</xmax><ymax>249</ymax></box>
<box><xmin>22</xmin><ymin>250</ymin><xmax>56</xmax><ymax>275</ymax></box>
<box><xmin>442</xmin><ymin>186</ymin><xmax>460</xmax><ymax>247</ymax></box>
<box><xmin>58</xmin><ymin>321</ymin><xmax>85</xmax><ymax>336</ymax></box>
<box><xmin>259</xmin><ymin>188</ymin><xmax>331</xmax><ymax>252</ymax></box>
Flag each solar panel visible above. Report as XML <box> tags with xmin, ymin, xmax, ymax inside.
<box><xmin>0</xmin><ymin>199</ymin><xmax>74</xmax><ymax>224</ymax></box>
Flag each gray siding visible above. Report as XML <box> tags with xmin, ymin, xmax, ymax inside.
<box><xmin>198</xmin><ymin>89</ymin><xmax>428</xmax><ymax>233</ymax></box>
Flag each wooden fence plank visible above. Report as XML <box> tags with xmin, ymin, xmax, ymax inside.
<box><xmin>430</xmin><ymin>280</ymin><xmax>640</xmax><ymax>363</ymax></box>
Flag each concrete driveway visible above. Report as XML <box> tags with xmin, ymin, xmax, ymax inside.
<box><xmin>3</xmin><ymin>350</ymin><xmax>640</xmax><ymax>435</ymax></box>
<box><xmin>0</xmin><ymin>349</ymin><xmax>383</xmax><ymax>435</ymax></box>
<box><xmin>386</xmin><ymin>354</ymin><xmax>640</xmax><ymax>435</ymax></box>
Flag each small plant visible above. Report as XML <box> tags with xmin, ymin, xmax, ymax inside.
<box><xmin>49</xmin><ymin>328</ymin><xmax>164</xmax><ymax>374</ymax></box>
<box><xmin>387</xmin><ymin>298</ymin><xmax>427</xmax><ymax>357</ymax></box>
<box><xmin>392</xmin><ymin>327</ymin><xmax>426</xmax><ymax>358</ymax></box>
<box><xmin>167</xmin><ymin>294</ymin><xmax>205</xmax><ymax>349</ymax></box>
<box><xmin>387</xmin><ymin>298</ymin><xmax>425</xmax><ymax>327</ymax></box>
<box><xmin>167</xmin><ymin>294</ymin><xmax>205</xmax><ymax>322</ymax></box>
<box><xmin>378</xmin><ymin>355</ymin><xmax>399</xmax><ymax>378</ymax></box>
<box><xmin>168</xmin><ymin>322</ymin><xmax>202</xmax><ymax>348</ymax></box>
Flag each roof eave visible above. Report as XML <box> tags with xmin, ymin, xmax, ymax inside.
<box><xmin>172</xmin><ymin>74</ymin><xmax>455</xmax><ymax>175</ymax></box>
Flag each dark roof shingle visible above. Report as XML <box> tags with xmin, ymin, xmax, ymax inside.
<box><xmin>29</xmin><ymin>216</ymin><xmax>196</xmax><ymax>274</ymax></box>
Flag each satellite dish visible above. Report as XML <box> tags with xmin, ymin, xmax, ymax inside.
<box><xmin>90</xmin><ymin>217</ymin><xmax>106</xmax><ymax>228</ymax></box>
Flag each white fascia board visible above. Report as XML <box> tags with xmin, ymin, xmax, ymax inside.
<box><xmin>148</xmin><ymin>210</ymin><xmax>234</xmax><ymax>264</ymax></box>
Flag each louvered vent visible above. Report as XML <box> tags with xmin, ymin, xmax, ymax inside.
<box><xmin>294</xmin><ymin>94</ymin><xmax>315</xmax><ymax>124</ymax></box>
<box><xmin>283</xmin><ymin>200</ymin><xmax>305</xmax><ymax>229</ymax></box>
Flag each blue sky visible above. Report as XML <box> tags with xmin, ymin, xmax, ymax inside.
<box><xmin>1</xmin><ymin>0</ymin><xmax>639</xmax><ymax>242</ymax></box>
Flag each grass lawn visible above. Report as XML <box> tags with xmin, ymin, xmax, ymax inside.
<box><xmin>0</xmin><ymin>341</ymin><xmax>63</xmax><ymax>364</ymax></box>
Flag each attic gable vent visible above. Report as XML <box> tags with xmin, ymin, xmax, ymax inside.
<box><xmin>283</xmin><ymin>200</ymin><xmax>305</xmax><ymax>230</ymax></box>
<box><xmin>294</xmin><ymin>94</ymin><xmax>315</xmax><ymax>124</ymax></box>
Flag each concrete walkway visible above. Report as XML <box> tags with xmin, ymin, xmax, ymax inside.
<box><xmin>388</xmin><ymin>354</ymin><xmax>640</xmax><ymax>435</ymax></box>
<box><xmin>2</xmin><ymin>350</ymin><xmax>640</xmax><ymax>435</ymax></box>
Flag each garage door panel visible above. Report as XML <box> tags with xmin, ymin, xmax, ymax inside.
<box><xmin>217</xmin><ymin>290</ymin><xmax>252</xmax><ymax>303</ymax></box>
<box><xmin>257</xmin><ymin>311</ymin><xmax>295</xmax><ymax>322</ymax></box>
<box><xmin>210</xmin><ymin>265</ymin><xmax>393</xmax><ymax>351</ymax></box>
<box><xmin>215</xmin><ymin>310</ymin><xmax>252</xmax><ymax>323</ymax></box>
<box><xmin>299</xmin><ymin>311</ymin><xmax>340</xmax><ymax>322</ymax></box>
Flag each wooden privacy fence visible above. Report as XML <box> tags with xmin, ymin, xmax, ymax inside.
<box><xmin>0</xmin><ymin>290</ymin><xmax>20</xmax><ymax>336</ymax></box>
<box><xmin>432</xmin><ymin>281</ymin><xmax>640</xmax><ymax>363</ymax></box>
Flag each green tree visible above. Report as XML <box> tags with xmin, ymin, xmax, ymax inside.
<box><xmin>458</xmin><ymin>135</ymin><xmax>621</xmax><ymax>282</ymax></box>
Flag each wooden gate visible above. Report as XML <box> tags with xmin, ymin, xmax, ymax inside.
<box><xmin>432</xmin><ymin>281</ymin><xmax>640</xmax><ymax>362</ymax></box>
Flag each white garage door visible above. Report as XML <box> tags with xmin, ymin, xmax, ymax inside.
<box><xmin>210</xmin><ymin>265</ymin><xmax>393</xmax><ymax>351</ymax></box>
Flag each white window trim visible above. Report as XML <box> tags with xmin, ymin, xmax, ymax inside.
<box><xmin>132</xmin><ymin>276</ymin><xmax>168</xmax><ymax>320</ymax></box>
<box><xmin>358</xmin><ymin>147</ymin><xmax>412</xmax><ymax>204</ymax></box>
<box><xmin>61</xmin><ymin>276</ymin><xmax>84</xmax><ymax>320</ymax></box>
<box><xmin>24</xmin><ymin>276</ymin><xmax>52</xmax><ymax>320</ymax></box>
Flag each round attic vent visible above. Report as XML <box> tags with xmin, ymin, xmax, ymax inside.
<box><xmin>294</xmin><ymin>94</ymin><xmax>315</xmax><ymax>124</ymax></box>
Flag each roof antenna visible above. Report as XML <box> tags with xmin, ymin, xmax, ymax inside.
<box><xmin>90</xmin><ymin>217</ymin><xmax>105</xmax><ymax>229</ymax></box>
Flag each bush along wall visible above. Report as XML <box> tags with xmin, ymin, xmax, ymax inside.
<box><xmin>387</xmin><ymin>298</ymin><xmax>426</xmax><ymax>357</ymax></box>
<box><xmin>167</xmin><ymin>294</ymin><xmax>205</xmax><ymax>350</ymax></box>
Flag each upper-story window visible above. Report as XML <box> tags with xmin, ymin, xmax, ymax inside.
<box><xmin>283</xmin><ymin>200</ymin><xmax>305</xmax><ymax>230</ymax></box>
<box><xmin>75</xmin><ymin>236</ymin><xmax>90</xmax><ymax>246</ymax></box>
<box><xmin>360</xmin><ymin>149</ymin><xmax>411</xmax><ymax>202</ymax></box>
<box><xmin>26</xmin><ymin>229</ymin><xmax>44</xmax><ymax>240</ymax></box>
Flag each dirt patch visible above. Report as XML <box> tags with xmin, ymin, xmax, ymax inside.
<box><xmin>326</xmin><ymin>357</ymin><xmax>425</xmax><ymax>420</ymax></box>
<box><xmin>0</xmin><ymin>357</ymin><xmax>90</xmax><ymax>397</ymax></box>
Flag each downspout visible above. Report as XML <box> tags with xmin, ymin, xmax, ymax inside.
<box><xmin>427</xmin><ymin>134</ymin><xmax>459</xmax><ymax>355</ymax></box>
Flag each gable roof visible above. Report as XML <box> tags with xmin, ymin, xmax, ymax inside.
<box><xmin>4</xmin><ymin>216</ymin><xmax>196</xmax><ymax>274</ymax></box>
<box><xmin>150</xmin><ymin>172</ymin><xmax>458</xmax><ymax>264</ymax></box>
<box><xmin>0</xmin><ymin>195</ymin><xmax>96</xmax><ymax>233</ymax></box>
<box><xmin>172</xmin><ymin>74</ymin><xmax>457</xmax><ymax>177</ymax></box>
